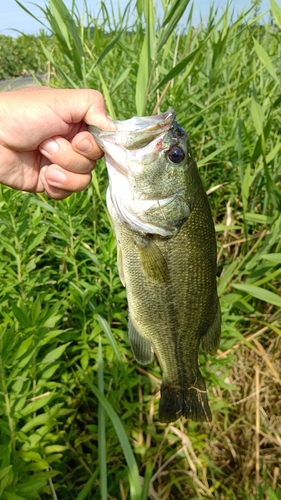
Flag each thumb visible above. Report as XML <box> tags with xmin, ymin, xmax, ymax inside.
<box><xmin>50</xmin><ymin>88</ymin><xmax>116</xmax><ymax>130</ymax></box>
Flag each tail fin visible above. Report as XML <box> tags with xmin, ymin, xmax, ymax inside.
<box><xmin>159</xmin><ymin>377</ymin><xmax>212</xmax><ymax>423</ymax></box>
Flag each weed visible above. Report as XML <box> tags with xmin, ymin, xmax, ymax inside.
<box><xmin>0</xmin><ymin>0</ymin><xmax>280</xmax><ymax>498</ymax></box>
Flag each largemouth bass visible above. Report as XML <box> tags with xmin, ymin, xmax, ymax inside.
<box><xmin>89</xmin><ymin>110</ymin><xmax>221</xmax><ymax>423</ymax></box>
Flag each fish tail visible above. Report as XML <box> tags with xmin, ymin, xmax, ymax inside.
<box><xmin>159</xmin><ymin>374</ymin><xmax>212</xmax><ymax>423</ymax></box>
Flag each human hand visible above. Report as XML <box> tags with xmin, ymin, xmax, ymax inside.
<box><xmin>0</xmin><ymin>87</ymin><xmax>115</xmax><ymax>199</ymax></box>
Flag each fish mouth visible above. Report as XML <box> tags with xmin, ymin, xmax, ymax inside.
<box><xmin>90</xmin><ymin>109</ymin><xmax>175</xmax><ymax>137</ymax></box>
<box><xmin>89</xmin><ymin>109</ymin><xmax>187</xmax><ymax>236</ymax></box>
<box><xmin>108</xmin><ymin>109</ymin><xmax>175</xmax><ymax>136</ymax></box>
<box><xmin>88</xmin><ymin>109</ymin><xmax>176</xmax><ymax>176</ymax></box>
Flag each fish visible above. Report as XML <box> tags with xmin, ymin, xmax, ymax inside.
<box><xmin>89</xmin><ymin>110</ymin><xmax>221</xmax><ymax>423</ymax></box>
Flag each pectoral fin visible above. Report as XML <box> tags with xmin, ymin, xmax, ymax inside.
<box><xmin>201</xmin><ymin>299</ymin><xmax>221</xmax><ymax>355</ymax></box>
<box><xmin>133</xmin><ymin>234</ymin><xmax>168</xmax><ymax>283</ymax></box>
<box><xmin>129</xmin><ymin>317</ymin><xmax>154</xmax><ymax>365</ymax></box>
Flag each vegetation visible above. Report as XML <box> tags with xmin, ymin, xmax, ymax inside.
<box><xmin>0</xmin><ymin>0</ymin><xmax>281</xmax><ymax>498</ymax></box>
<box><xmin>0</xmin><ymin>33</ymin><xmax>50</xmax><ymax>80</ymax></box>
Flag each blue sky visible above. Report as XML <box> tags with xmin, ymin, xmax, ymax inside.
<box><xmin>1</xmin><ymin>0</ymin><xmax>271</xmax><ymax>37</ymax></box>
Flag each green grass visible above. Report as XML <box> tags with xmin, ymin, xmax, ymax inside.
<box><xmin>0</xmin><ymin>0</ymin><xmax>281</xmax><ymax>498</ymax></box>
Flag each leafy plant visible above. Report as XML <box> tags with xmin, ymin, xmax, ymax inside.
<box><xmin>0</xmin><ymin>0</ymin><xmax>280</xmax><ymax>498</ymax></box>
<box><xmin>0</xmin><ymin>33</ymin><xmax>51</xmax><ymax>80</ymax></box>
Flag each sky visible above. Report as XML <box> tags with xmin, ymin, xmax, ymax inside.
<box><xmin>0</xmin><ymin>0</ymin><xmax>271</xmax><ymax>37</ymax></box>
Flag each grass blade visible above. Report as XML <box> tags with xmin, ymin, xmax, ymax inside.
<box><xmin>14</xmin><ymin>0</ymin><xmax>48</xmax><ymax>29</ymax></box>
<box><xmin>233</xmin><ymin>284</ymin><xmax>281</xmax><ymax>308</ymax></box>
<box><xmin>96</xmin><ymin>68</ymin><xmax>116</xmax><ymax>119</ymax></box>
<box><xmin>260</xmin><ymin>253</ymin><xmax>281</xmax><ymax>263</ymax></box>
<box><xmin>157</xmin><ymin>0</ymin><xmax>191</xmax><ymax>53</ymax></box>
<box><xmin>97</xmin><ymin>314</ymin><xmax>132</xmax><ymax>398</ymax></box>
<box><xmin>75</xmin><ymin>474</ymin><xmax>98</xmax><ymax>500</ymax></box>
<box><xmin>40</xmin><ymin>43</ymin><xmax>79</xmax><ymax>87</ymax></box>
<box><xmin>135</xmin><ymin>0</ymin><xmax>156</xmax><ymax>114</ymax></box>
<box><xmin>94</xmin><ymin>30</ymin><xmax>124</xmax><ymax>69</ymax></box>
<box><xmin>98</xmin><ymin>336</ymin><xmax>107</xmax><ymax>500</ymax></box>
<box><xmin>270</xmin><ymin>0</ymin><xmax>281</xmax><ymax>28</ymax></box>
<box><xmin>49</xmin><ymin>0</ymin><xmax>84</xmax><ymax>80</ymax></box>
<box><xmin>141</xmin><ymin>461</ymin><xmax>153</xmax><ymax>500</ymax></box>
<box><xmin>80</xmin><ymin>369</ymin><xmax>142</xmax><ymax>500</ymax></box>
<box><xmin>253</xmin><ymin>37</ymin><xmax>279</xmax><ymax>83</ymax></box>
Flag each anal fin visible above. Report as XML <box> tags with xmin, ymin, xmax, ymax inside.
<box><xmin>128</xmin><ymin>317</ymin><xmax>154</xmax><ymax>365</ymax></box>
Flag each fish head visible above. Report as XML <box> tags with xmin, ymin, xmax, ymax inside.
<box><xmin>89</xmin><ymin>110</ymin><xmax>195</xmax><ymax>236</ymax></box>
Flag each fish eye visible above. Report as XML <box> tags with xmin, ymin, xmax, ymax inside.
<box><xmin>167</xmin><ymin>146</ymin><xmax>185</xmax><ymax>164</ymax></box>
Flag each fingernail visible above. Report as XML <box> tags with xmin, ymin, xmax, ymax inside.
<box><xmin>40</xmin><ymin>139</ymin><xmax>59</xmax><ymax>155</ymax></box>
<box><xmin>48</xmin><ymin>168</ymin><xmax>66</xmax><ymax>184</ymax></box>
<box><xmin>75</xmin><ymin>138</ymin><xmax>92</xmax><ymax>153</ymax></box>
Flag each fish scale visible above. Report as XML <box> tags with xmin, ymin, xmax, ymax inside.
<box><xmin>89</xmin><ymin>110</ymin><xmax>221</xmax><ymax>423</ymax></box>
